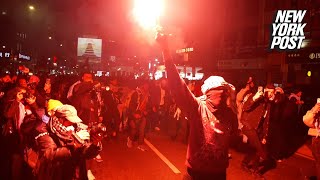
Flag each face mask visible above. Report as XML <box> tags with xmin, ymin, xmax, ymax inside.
<box><xmin>205</xmin><ymin>89</ymin><xmax>227</xmax><ymax>108</ymax></box>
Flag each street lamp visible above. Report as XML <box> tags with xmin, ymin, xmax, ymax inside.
<box><xmin>29</xmin><ymin>5</ymin><xmax>35</xmax><ymax>11</ymax></box>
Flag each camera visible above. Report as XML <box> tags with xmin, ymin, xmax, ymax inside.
<box><xmin>88</xmin><ymin>123</ymin><xmax>107</xmax><ymax>135</ymax></box>
<box><xmin>93</xmin><ymin>85</ymin><xmax>110</xmax><ymax>92</ymax></box>
<box><xmin>72</xmin><ymin>122</ymin><xmax>106</xmax><ymax>146</ymax></box>
<box><xmin>92</xmin><ymin>81</ymin><xmax>110</xmax><ymax>92</ymax></box>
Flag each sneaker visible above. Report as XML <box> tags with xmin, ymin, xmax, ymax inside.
<box><xmin>94</xmin><ymin>154</ymin><xmax>103</xmax><ymax>163</ymax></box>
<box><xmin>127</xmin><ymin>137</ymin><xmax>133</xmax><ymax>148</ymax></box>
<box><xmin>137</xmin><ymin>145</ymin><xmax>147</xmax><ymax>152</ymax></box>
<box><xmin>87</xmin><ymin>169</ymin><xmax>96</xmax><ymax>180</ymax></box>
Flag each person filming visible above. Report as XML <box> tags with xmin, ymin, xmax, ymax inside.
<box><xmin>303</xmin><ymin>99</ymin><xmax>320</xmax><ymax>179</ymax></box>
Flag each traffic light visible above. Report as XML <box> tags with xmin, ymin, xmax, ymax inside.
<box><xmin>307</xmin><ymin>71</ymin><xmax>311</xmax><ymax>77</ymax></box>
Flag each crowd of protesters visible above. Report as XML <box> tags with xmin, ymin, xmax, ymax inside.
<box><xmin>0</xmin><ymin>72</ymin><xmax>104</xmax><ymax>180</ymax></box>
<box><xmin>0</xmin><ymin>55</ymin><xmax>318</xmax><ymax>179</ymax></box>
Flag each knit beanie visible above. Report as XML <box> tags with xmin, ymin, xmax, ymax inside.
<box><xmin>47</xmin><ymin>99</ymin><xmax>63</xmax><ymax>112</ymax></box>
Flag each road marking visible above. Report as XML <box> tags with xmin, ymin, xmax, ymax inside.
<box><xmin>294</xmin><ymin>144</ymin><xmax>315</xmax><ymax>161</ymax></box>
<box><xmin>144</xmin><ymin>138</ymin><xmax>181</xmax><ymax>174</ymax></box>
<box><xmin>295</xmin><ymin>152</ymin><xmax>315</xmax><ymax>161</ymax></box>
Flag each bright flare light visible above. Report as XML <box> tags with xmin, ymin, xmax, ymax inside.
<box><xmin>133</xmin><ymin>0</ymin><xmax>164</xmax><ymax>29</ymax></box>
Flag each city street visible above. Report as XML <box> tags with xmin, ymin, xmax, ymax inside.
<box><xmin>1</xmin><ymin>1</ymin><xmax>320</xmax><ymax>180</ymax></box>
<box><xmin>90</xmin><ymin>132</ymin><xmax>317</xmax><ymax>180</ymax></box>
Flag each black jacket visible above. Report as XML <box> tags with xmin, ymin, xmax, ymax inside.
<box><xmin>241</xmin><ymin>95</ymin><xmax>267</xmax><ymax>130</ymax></box>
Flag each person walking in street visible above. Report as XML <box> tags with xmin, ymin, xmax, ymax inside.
<box><xmin>157</xmin><ymin>32</ymin><xmax>238</xmax><ymax>180</ymax></box>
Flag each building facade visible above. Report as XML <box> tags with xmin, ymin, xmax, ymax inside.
<box><xmin>201</xmin><ymin>0</ymin><xmax>320</xmax><ymax>87</ymax></box>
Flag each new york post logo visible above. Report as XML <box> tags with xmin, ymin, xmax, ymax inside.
<box><xmin>270</xmin><ymin>10</ymin><xmax>307</xmax><ymax>50</ymax></box>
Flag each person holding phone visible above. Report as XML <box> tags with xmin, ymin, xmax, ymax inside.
<box><xmin>240</xmin><ymin>84</ymin><xmax>277</xmax><ymax>177</ymax></box>
<box><xmin>236</xmin><ymin>77</ymin><xmax>255</xmax><ymax>128</ymax></box>
<box><xmin>303</xmin><ymin>99</ymin><xmax>320</xmax><ymax>179</ymax></box>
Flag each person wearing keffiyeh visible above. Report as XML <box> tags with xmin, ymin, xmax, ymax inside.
<box><xmin>156</xmin><ymin>32</ymin><xmax>238</xmax><ymax>180</ymax></box>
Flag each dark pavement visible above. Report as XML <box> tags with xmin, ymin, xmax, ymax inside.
<box><xmin>90</xmin><ymin>132</ymin><xmax>317</xmax><ymax>180</ymax></box>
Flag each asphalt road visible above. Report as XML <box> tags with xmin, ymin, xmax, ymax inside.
<box><xmin>90</xmin><ymin>132</ymin><xmax>316</xmax><ymax>180</ymax></box>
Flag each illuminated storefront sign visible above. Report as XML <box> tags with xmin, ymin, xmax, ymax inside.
<box><xmin>309</xmin><ymin>53</ymin><xmax>320</xmax><ymax>60</ymax></box>
<box><xmin>154</xmin><ymin>65</ymin><xmax>203</xmax><ymax>80</ymax></box>
<box><xmin>176</xmin><ymin>47</ymin><xmax>194</xmax><ymax>54</ymax></box>
<box><xmin>286</xmin><ymin>49</ymin><xmax>320</xmax><ymax>64</ymax></box>
<box><xmin>19</xmin><ymin>53</ymin><xmax>31</xmax><ymax>61</ymax></box>
<box><xmin>0</xmin><ymin>52</ymin><xmax>31</xmax><ymax>61</ymax></box>
<box><xmin>0</xmin><ymin>52</ymin><xmax>10</xmax><ymax>58</ymax></box>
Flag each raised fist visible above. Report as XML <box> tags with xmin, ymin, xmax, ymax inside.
<box><xmin>253</xmin><ymin>91</ymin><xmax>263</xmax><ymax>101</ymax></box>
<box><xmin>155</xmin><ymin>31</ymin><xmax>168</xmax><ymax>49</ymax></box>
<box><xmin>312</xmin><ymin>103</ymin><xmax>320</xmax><ymax>114</ymax></box>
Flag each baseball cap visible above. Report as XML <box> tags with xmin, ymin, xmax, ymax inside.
<box><xmin>55</xmin><ymin>105</ymin><xmax>82</xmax><ymax>123</ymax></box>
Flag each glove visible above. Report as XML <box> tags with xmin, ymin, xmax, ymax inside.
<box><xmin>76</xmin><ymin>129</ymin><xmax>90</xmax><ymax>140</ymax></box>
